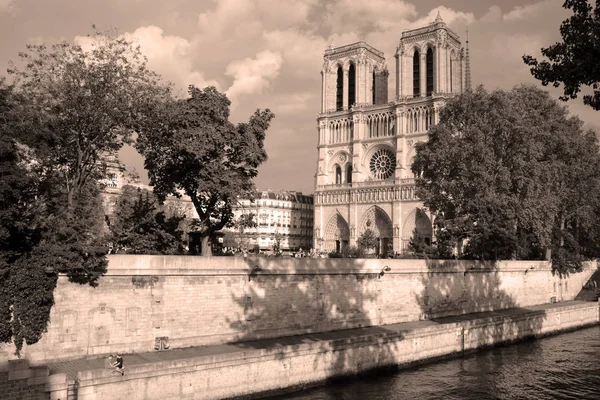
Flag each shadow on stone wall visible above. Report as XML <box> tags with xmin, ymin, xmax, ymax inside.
<box><xmin>417</xmin><ymin>260</ymin><xmax>547</xmax><ymax>349</ymax></box>
<box><xmin>229</xmin><ymin>257</ymin><xmax>401</xmax><ymax>388</ymax></box>
<box><xmin>574</xmin><ymin>268</ymin><xmax>600</xmax><ymax>302</ymax></box>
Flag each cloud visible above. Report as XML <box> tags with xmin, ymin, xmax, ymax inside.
<box><xmin>408</xmin><ymin>6</ymin><xmax>475</xmax><ymax>29</ymax></box>
<box><xmin>503</xmin><ymin>0</ymin><xmax>561</xmax><ymax>22</ymax></box>
<box><xmin>198</xmin><ymin>0</ymin><xmax>316</xmax><ymax>42</ymax></box>
<box><xmin>225</xmin><ymin>50</ymin><xmax>283</xmax><ymax>104</ymax></box>
<box><xmin>0</xmin><ymin>0</ymin><xmax>16</xmax><ymax>14</ymax></box>
<box><xmin>75</xmin><ymin>26</ymin><xmax>219</xmax><ymax>93</ymax></box>
<box><xmin>272</xmin><ymin>91</ymin><xmax>314</xmax><ymax>114</ymax></box>
<box><xmin>324</xmin><ymin>0</ymin><xmax>417</xmax><ymax>34</ymax></box>
<box><xmin>263</xmin><ymin>29</ymin><xmax>325</xmax><ymax>77</ymax></box>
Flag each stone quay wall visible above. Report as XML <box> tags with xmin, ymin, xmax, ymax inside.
<box><xmin>71</xmin><ymin>302</ymin><xmax>600</xmax><ymax>400</ymax></box>
<box><xmin>0</xmin><ymin>255</ymin><xmax>596</xmax><ymax>365</ymax></box>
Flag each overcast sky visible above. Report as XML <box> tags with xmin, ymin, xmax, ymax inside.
<box><xmin>1</xmin><ymin>0</ymin><xmax>598</xmax><ymax>194</ymax></box>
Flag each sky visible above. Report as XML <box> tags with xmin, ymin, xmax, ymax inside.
<box><xmin>1</xmin><ymin>0</ymin><xmax>598</xmax><ymax>194</ymax></box>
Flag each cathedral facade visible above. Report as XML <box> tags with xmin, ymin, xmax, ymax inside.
<box><xmin>313</xmin><ymin>14</ymin><xmax>467</xmax><ymax>255</ymax></box>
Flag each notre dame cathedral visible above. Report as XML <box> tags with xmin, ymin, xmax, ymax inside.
<box><xmin>313</xmin><ymin>13</ymin><xmax>470</xmax><ymax>255</ymax></box>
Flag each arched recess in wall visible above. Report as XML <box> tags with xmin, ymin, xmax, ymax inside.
<box><xmin>346</xmin><ymin>164</ymin><xmax>353</xmax><ymax>184</ymax></box>
<box><xmin>334</xmin><ymin>164</ymin><xmax>342</xmax><ymax>184</ymax></box>
<box><xmin>372</xmin><ymin>69</ymin><xmax>376</xmax><ymax>104</ymax></box>
<box><xmin>328</xmin><ymin>152</ymin><xmax>350</xmax><ymax>183</ymax></box>
<box><xmin>404</xmin><ymin>145</ymin><xmax>416</xmax><ymax>178</ymax></box>
<box><xmin>401</xmin><ymin>208</ymin><xmax>432</xmax><ymax>250</ymax></box>
<box><xmin>324</xmin><ymin>212</ymin><xmax>350</xmax><ymax>252</ymax></box>
<box><xmin>426</xmin><ymin>46</ymin><xmax>434</xmax><ymax>96</ymax></box>
<box><xmin>336</xmin><ymin>65</ymin><xmax>343</xmax><ymax>111</ymax></box>
<box><xmin>348</xmin><ymin>62</ymin><xmax>356</xmax><ymax>108</ymax></box>
<box><xmin>359</xmin><ymin>206</ymin><xmax>393</xmax><ymax>238</ymax></box>
<box><xmin>413</xmin><ymin>49</ymin><xmax>420</xmax><ymax>97</ymax></box>
<box><xmin>450</xmin><ymin>49</ymin><xmax>456</xmax><ymax>93</ymax></box>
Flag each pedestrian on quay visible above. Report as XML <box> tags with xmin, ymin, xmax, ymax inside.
<box><xmin>109</xmin><ymin>354</ymin><xmax>125</xmax><ymax>376</ymax></box>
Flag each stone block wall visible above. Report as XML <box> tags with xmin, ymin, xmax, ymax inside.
<box><xmin>0</xmin><ymin>256</ymin><xmax>596</xmax><ymax>365</ymax></box>
<box><xmin>72</xmin><ymin>302</ymin><xmax>600</xmax><ymax>400</ymax></box>
<box><xmin>0</xmin><ymin>359</ymin><xmax>65</xmax><ymax>400</ymax></box>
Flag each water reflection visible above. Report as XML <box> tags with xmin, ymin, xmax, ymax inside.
<box><xmin>264</xmin><ymin>325</ymin><xmax>600</xmax><ymax>400</ymax></box>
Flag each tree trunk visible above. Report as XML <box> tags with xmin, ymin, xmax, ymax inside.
<box><xmin>201</xmin><ymin>235</ymin><xmax>212</xmax><ymax>257</ymax></box>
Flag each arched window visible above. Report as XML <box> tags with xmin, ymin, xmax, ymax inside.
<box><xmin>426</xmin><ymin>47</ymin><xmax>434</xmax><ymax>96</ymax></box>
<box><xmin>348</xmin><ymin>63</ymin><xmax>356</xmax><ymax>108</ymax></box>
<box><xmin>335</xmin><ymin>165</ymin><xmax>342</xmax><ymax>184</ymax></box>
<box><xmin>413</xmin><ymin>50</ymin><xmax>420</xmax><ymax>97</ymax></box>
<box><xmin>336</xmin><ymin>66</ymin><xmax>343</xmax><ymax>111</ymax></box>
<box><xmin>372</xmin><ymin>71</ymin><xmax>376</xmax><ymax>104</ymax></box>
<box><xmin>346</xmin><ymin>165</ymin><xmax>353</xmax><ymax>184</ymax></box>
<box><xmin>450</xmin><ymin>55</ymin><xmax>453</xmax><ymax>92</ymax></box>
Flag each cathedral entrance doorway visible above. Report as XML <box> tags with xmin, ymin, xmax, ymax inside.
<box><xmin>359</xmin><ymin>206</ymin><xmax>393</xmax><ymax>256</ymax></box>
<box><xmin>325</xmin><ymin>213</ymin><xmax>350</xmax><ymax>253</ymax></box>
<box><xmin>401</xmin><ymin>208</ymin><xmax>433</xmax><ymax>251</ymax></box>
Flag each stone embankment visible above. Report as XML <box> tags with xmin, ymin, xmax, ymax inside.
<box><xmin>0</xmin><ymin>256</ymin><xmax>598</xmax><ymax>399</ymax></box>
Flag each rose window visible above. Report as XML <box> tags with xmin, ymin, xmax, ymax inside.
<box><xmin>369</xmin><ymin>149</ymin><xmax>395</xmax><ymax>180</ymax></box>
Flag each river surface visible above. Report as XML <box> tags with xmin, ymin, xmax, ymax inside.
<box><xmin>264</xmin><ymin>325</ymin><xmax>600</xmax><ymax>400</ymax></box>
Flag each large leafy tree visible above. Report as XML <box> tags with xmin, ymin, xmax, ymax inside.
<box><xmin>523</xmin><ymin>0</ymin><xmax>600</xmax><ymax>110</ymax></box>
<box><xmin>412</xmin><ymin>85</ymin><xmax>600</xmax><ymax>272</ymax></box>
<box><xmin>1</xmin><ymin>30</ymin><xmax>171</xmax><ymax>353</ymax></box>
<box><xmin>108</xmin><ymin>185</ymin><xmax>185</xmax><ymax>254</ymax></box>
<box><xmin>7</xmin><ymin>29</ymin><xmax>171</xmax><ymax>210</ymax></box>
<box><xmin>137</xmin><ymin>85</ymin><xmax>274</xmax><ymax>256</ymax></box>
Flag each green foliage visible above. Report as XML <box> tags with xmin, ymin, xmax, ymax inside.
<box><xmin>108</xmin><ymin>185</ymin><xmax>185</xmax><ymax>254</ymax></box>
<box><xmin>1</xmin><ymin>30</ymin><xmax>170</xmax><ymax>354</ymax></box>
<box><xmin>342</xmin><ymin>245</ymin><xmax>365</xmax><ymax>258</ymax></box>
<box><xmin>523</xmin><ymin>0</ymin><xmax>600</xmax><ymax>110</ymax></box>
<box><xmin>136</xmin><ymin>85</ymin><xmax>274</xmax><ymax>256</ymax></box>
<box><xmin>407</xmin><ymin>228</ymin><xmax>437</xmax><ymax>259</ymax></box>
<box><xmin>7</xmin><ymin>29</ymin><xmax>171</xmax><ymax>210</ymax></box>
<box><xmin>412</xmin><ymin>85</ymin><xmax>600</xmax><ymax>273</ymax></box>
<box><xmin>356</xmin><ymin>228</ymin><xmax>379</xmax><ymax>253</ymax></box>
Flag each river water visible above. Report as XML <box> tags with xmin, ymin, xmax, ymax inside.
<box><xmin>265</xmin><ymin>325</ymin><xmax>600</xmax><ymax>400</ymax></box>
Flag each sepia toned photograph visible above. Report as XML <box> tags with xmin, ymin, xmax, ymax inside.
<box><xmin>1</xmin><ymin>1</ymin><xmax>599</xmax><ymax>399</ymax></box>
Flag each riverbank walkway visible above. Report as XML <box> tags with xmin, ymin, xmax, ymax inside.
<box><xmin>45</xmin><ymin>300</ymin><xmax>597</xmax><ymax>381</ymax></box>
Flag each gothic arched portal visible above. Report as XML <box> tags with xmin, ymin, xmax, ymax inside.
<box><xmin>324</xmin><ymin>213</ymin><xmax>350</xmax><ymax>253</ymax></box>
<box><xmin>401</xmin><ymin>208</ymin><xmax>432</xmax><ymax>251</ymax></box>
<box><xmin>359</xmin><ymin>206</ymin><xmax>393</xmax><ymax>256</ymax></box>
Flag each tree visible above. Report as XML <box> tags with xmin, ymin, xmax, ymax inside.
<box><xmin>1</xmin><ymin>30</ymin><xmax>171</xmax><ymax>353</ymax></box>
<box><xmin>407</xmin><ymin>228</ymin><xmax>437</xmax><ymax>259</ymax></box>
<box><xmin>108</xmin><ymin>185</ymin><xmax>185</xmax><ymax>254</ymax></box>
<box><xmin>356</xmin><ymin>222</ymin><xmax>379</xmax><ymax>255</ymax></box>
<box><xmin>412</xmin><ymin>85</ymin><xmax>600</xmax><ymax>272</ymax></box>
<box><xmin>137</xmin><ymin>85</ymin><xmax>274</xmax><ymax>256</ymax></box>
<box><xmin>523</xmin><ymin>0</ymin><xmax>600</xmax><ymax>110</ymax></box>
<box><xmin>7</xmin><ymin>29</ymin><xmax>171</xmax><ymax>212</ymax></box>
<box><xmin>222</xmin><ymin>213</ymin><xmax>257</xmax><ymax>253</ymax></box>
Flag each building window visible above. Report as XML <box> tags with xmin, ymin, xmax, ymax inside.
<box><xmin>413</xmin><ymin>50</ymin><xmax>420</xmax><ymax>97</ymax></box>
<box><xmin>372</xmin><ymin>71</ymin><xmax>376</xmax><ymax>104</ymax></box>
<box><xmin>346</xmin><ymin>165</ymin><xmax>353</xmax><ymax>184</ymax></box>
<box><xmin>426</xmin><ymin>47</ymin><xmax>434</xmax><ymax>96</ymax></box>
<box><xmin>336</xmin><ymin>66</ymin><xmax>343</xmax><ymax>111</ymax></box>
<box><xmin>335</xmin><ymin>165</ymin><xmax>342</xmax><ymax>184</ymax></box>
<box><xmin>348</xmin><ymin>63</ymin><xmax>356</xmax><ymax>108</ymax></box>
<box><xmin>370</xmin><ymin>149</ymin><xmax>396</xmax><ymax>180</ymax></box>
<box><xmin>107</xmin><ymin>173</ymin><xmax>118</xmax><ymax>188</ymax></box>
<box><xmin>450</xmin><ymin>56</ymin><xmax>453</xmax><ymax>92</ymax></box>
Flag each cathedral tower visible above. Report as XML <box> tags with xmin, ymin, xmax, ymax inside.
<box><xmin>314</xmin><ymin>13</ymin><xmax>465</xmax><ymax>255</ymax></box>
